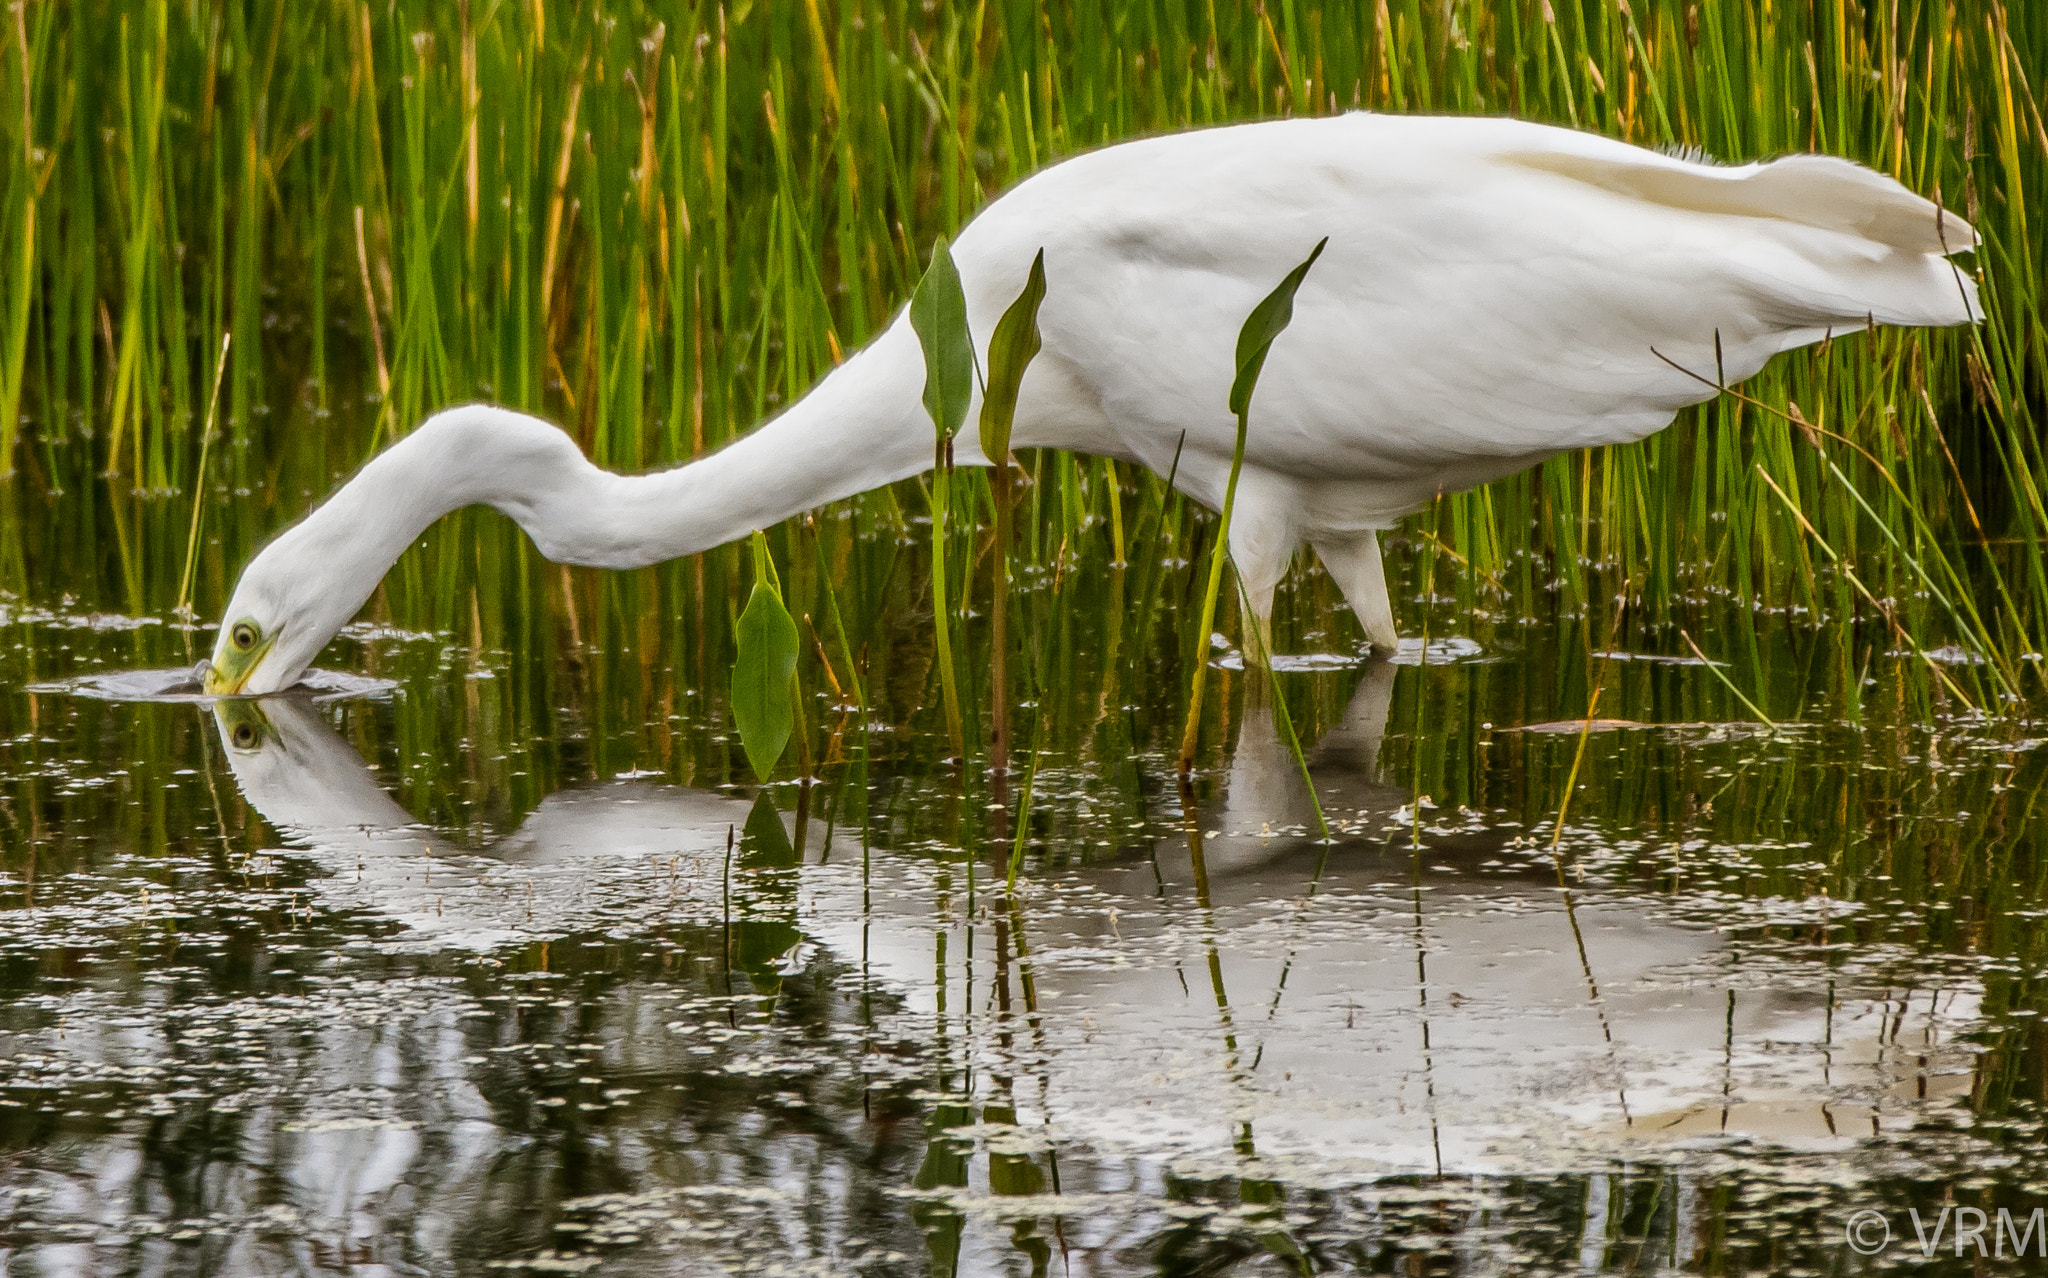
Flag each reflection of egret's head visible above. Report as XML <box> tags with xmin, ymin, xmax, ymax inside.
<box><xmin>208</xmin><ymin>694</ymin><xmax>420</xmax><ymax>842</ymax></box>
<box><xmin>214</xmin><ymin>698</ymin><xmax>275</xmax><ymax>754</ymax></box>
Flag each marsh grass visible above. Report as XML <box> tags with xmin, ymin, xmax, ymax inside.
<box><xmin>0</xmin><ymin>0</ymin><xmax>2044</xmax><ymax>750</ymax></box>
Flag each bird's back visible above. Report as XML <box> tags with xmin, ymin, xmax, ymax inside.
<box><xmin>957</xmin><ymin>114</ymin><xmax>1978</xmax><ymax>527</ymax></box>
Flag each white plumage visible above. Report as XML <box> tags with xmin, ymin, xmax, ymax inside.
<box><xmin>205</xmin><ymin>113</ymin><xmax>1980</xmax><ymax>695</ymax></box>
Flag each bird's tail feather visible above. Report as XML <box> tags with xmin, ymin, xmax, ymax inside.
<box><xmin>1506</xmin><ymin>146</ymin><xmax>1982</xmax><ymax>329</ymax></box>
<box><xmin>1506</xmin><ymin>148</ymin><xmax>1976</xmax><ymax>253</ymax></box>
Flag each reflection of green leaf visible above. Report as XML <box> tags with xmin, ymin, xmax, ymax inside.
<box><xmin>911</xmin><ymin>234</ymin><xmax>974</xmax><ymax>441</ymax></box>
<box><xmin>913</xmin><ymin>1101</ymin><xmax>973</xmax><ymax>1278</ymax></box>
<box><xmin>739</xmin><ymin>792</ymin><xmax>796</xmax><ymax>870</ymax></box>
<box><xmin>913</xmin><ymin>1102</ymin><xmax>973</xmax><ymax>1189</ymax></box>
<box><xmin>732</xmin><ymin>795</ymin><xmax>799</xmax><ymax>1006</ymax></box>
<box><xmin>731</xmin><ymin>533</ymin><xmax>799</xmax><ymax>782</ymax></box>
<box><xmin>732</xmin><ymin>919</ymin><xmax>800</xmax><ymax>1002</ymax></box>
<box><xmin>1241</xmin><ymin>1176</ymin><xmax>1309</xmax><ymax>1273</ymax></box>
<box><xmin>1228</xmin><ymin>237</ymin><xmax>1327</xmax><ymax>418</ymax></box>
<box><xmin>977</xmin><ymin>250</ymin><xmax>1045</xmax><ymax>467</ymax></box>
<box><xmin>981</xmin><ymin>1104</ymin><xmax>1046</xmax><ymax>1197</ymax></box>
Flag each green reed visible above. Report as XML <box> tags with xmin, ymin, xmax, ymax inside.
<box><xmin>0</xmin><ymin>0</ymin><xmax>2043</xmax><ymax>736</ymax></box>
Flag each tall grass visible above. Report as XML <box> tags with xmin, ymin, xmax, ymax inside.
<box><xmin>0</xmin><ymin>0</ymin><xmax>2044</xmax><ymax>715</ymax></box>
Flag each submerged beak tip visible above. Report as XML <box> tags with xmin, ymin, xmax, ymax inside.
<box><xmin>202</xmin><ymin>656</ymin><xmax>250</xmax><ymax>697</ymax></box>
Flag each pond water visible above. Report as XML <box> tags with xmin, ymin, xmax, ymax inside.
<box><xmin>2</xmin><ymin>480</ymin><xmax>2046</xmax><ymax>1276</ymax></box>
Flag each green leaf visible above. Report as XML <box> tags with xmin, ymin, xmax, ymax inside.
<box><xmin>978</xmin><ymin>249</ymin><xmax>1046</xmax><ymax>466</ymax></box>
<box><xmin>731</xmin><ymin>534</ymin><xmax>799</xmax><ymax>782</ymax></box>
<box><xmin>910</xmin><ymin>233</ymin><xmax>974</xmax><ymax>440</ymax></box>
<box><xmin>1228</xmin><ymin>237</ymin><xmax>1328</xmax><ymax>419</ymax></box>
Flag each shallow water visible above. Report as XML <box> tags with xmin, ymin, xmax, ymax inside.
<box><xmin>28</xmin><ymin>666</ymin><xmax>399</xmax><ymax>703</ymax></box>
<box><xmin>3</xmin><ymin>511</ymin><xmax>2047</xmax><ymax>1276</ymax></box>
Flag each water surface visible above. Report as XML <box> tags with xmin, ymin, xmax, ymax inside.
<box><xmin>1</xmin><ymin>503</ymin><xmax>2043</xmax><ymax>1276</ymax></box>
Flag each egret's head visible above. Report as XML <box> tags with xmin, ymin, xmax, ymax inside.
<box><xmin>199</xmin><ymin>404</ymin><xmax>581</xmax><ymax>696</ymax></box>
<box><xmin>203</xmin><ymin>521</ymin><xmax>380</xmax><ymax>697</ymax></box>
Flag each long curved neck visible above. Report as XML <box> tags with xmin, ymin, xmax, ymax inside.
<box><xmin>558</xmin><ymin>319</ymin><xmax>940</xmax><ymax>566</ymax></box>
<box><xmin>296</xmin><ymin>317</ymin><xmax>940</xmax><ymax>577</ymax></box>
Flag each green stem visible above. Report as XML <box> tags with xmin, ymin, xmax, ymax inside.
<box><xmin>989</xmin><ymin>460</ymin><xmax>1012</xmax><ymax>777</ymax></box>
<box><xmin>1179</xmin><ymin>407</ymin><xmax>1250</xmax><ymax>775</ymax></box>
<box><xmin>931</xmin><ymin>440</ymin><xmax>966</xmax><ymax>761</ymax></box>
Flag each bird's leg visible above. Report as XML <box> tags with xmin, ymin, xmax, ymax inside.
<box><xmin>1312</xmin><ymin>531</ymin><xmax>1401</xmax><ymax>654</ymax></box>
<box><xmin>1311</xmin><ymin>661</ymin><xmax>1397</xmax><ymax>778</ymax></box>
<box><xmin>1241</xmin><ymin>595</ymin><xmax>1276</xmax><ymax>672</ymax></box>
<box><xmin>1224</xmin><ymin>496</ymin><xmax>1295</xmax><ymax>671</ymax></box>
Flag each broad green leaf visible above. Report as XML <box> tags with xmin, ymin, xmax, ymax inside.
<box><xmin>731</xmin><ymin>534</ymin><xmax>799</xmax><ymax>782</ymax></box>
<box><xmin>910</xmin><ymin>233</ymin><xmax>974</xmax><ymax>440</ymax></box>
<box><xmin>1228</xmin><ymin>237</ymin><xmax>1328</xmax><ymax>419</ymax></box>
<box><xmin>978</xmin><ymin>249</ymin><xmax>1047</xmax><ymax>466</ymax></box>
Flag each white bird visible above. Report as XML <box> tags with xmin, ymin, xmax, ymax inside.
<box><xmin>204</xmin><ymin>113</ymin><xmax>1980</xmax><ymax>695</ymax></box>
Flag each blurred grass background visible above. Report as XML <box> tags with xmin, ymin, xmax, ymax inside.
<box><xmin>0</xmin><ymin>0</ymin><xmax>2042</xmax><ymax>717</ymax></box>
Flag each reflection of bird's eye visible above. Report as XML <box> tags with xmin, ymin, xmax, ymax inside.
<box><xmin>233</xmin><ymin>724</ymin><xmax>257</xmax><ymax>748</ymax></box>
<box><xmin>231</xmin><ymin>622</ymin><xmax>258</xmax><ymax>650</ymax></box>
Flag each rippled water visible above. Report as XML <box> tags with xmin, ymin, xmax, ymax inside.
<box><xmin>2</xmin><ymin>539</ymin><xmax>2046</xmax><ymax>1275</ymax></box>
<box><xmin>27</xmin><ymin>666</ymin><xmax>399</xmax><ymax>703</ymax></box>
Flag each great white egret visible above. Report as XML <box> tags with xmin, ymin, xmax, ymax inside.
<box><xmin>204</xmin><ymin>112</ymin><xmax>1980</xmax><ymax>695</ymax></box>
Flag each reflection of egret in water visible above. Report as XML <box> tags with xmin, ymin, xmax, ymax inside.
<box><xmin>178</xmin><ymin>698</ymin><xmax>853</xmax><ymax>1270</ymax></box>
<box><xmin>227</xmin><ymin>696</ymin><xmax>815</xmax><ymax>998</ymax></box>
<box><xmin>217</xmin><ymin>696</ymin><xmax>819</xmax><ymax>1006</ymax></box>
<box><xmin>828</xmin><ymin>665</ymin><xmax>1983</xmax><ymax>1189</ymax></box>
<box><xmin>213</xmin><ymin>697</ymin><xmax>763</xmax><ymax>948</ymax></box>
<box><xmin>198</xmin><ymin>686</ymin><xmax>1983</xmax><ymax>1273</ymax></box>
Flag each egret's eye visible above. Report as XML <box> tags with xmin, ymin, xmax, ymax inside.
<box><xmin>231</xmin><ymin>723</ymin><xmax>258</xmax><ymax>749</ymax></box>
<box><xmin>231</xmin><ymin>621</ymin><xmax>259</xmax><ymax>651</ymax></box>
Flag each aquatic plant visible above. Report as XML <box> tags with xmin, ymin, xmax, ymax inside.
<box><xmin>1179</xmin><ymin>238</ymin><xmax>1324</xmax><ymax>775</ymax></box>
<box><xmin>731</xmin><ymin>530</ymin><xmax>799</xmax><ymax>782</ymax></box>
<box><xmin>909</xmin><ymin>234</ymin><xmax>974</xmax><ymax>762</ymax></box>
<box><xmin>979</xmin><ymin>248</ymin><xmax>1047</xmax><ymax>779</ymax></box>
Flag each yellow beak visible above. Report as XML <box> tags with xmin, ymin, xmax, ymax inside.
<box><xmin>203</xmin><ymin>633</ymin><xmax>276</xmax><ymax>696</ymax></box>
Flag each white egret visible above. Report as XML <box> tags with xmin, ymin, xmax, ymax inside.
<box><xmin>204</xmin><ymin>113</ymin><xmax>1979</xmax><ymax>695</ymax></box>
